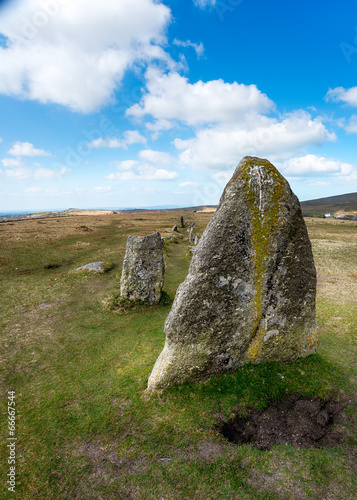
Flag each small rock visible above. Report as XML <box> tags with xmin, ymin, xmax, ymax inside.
<box><xmin>75</xmin><ymin>262</ymin><xmax>104</xmax><ymax>273</ymax></box>
<box><xmin>172</xmin><ymin>224</ymin><xmax>179</xmax><ymax>232</ymax></box>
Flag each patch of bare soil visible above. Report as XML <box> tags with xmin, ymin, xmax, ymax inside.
<box><xmin>218</xmin><ymin>394</ymin><xmax>345</xmax><ymax>450</ymax></box>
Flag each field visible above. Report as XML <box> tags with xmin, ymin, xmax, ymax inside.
<box><xmin>0</xmin><ymin>212</ymin><xmax>356</xmax><ymax>499</ymax></box>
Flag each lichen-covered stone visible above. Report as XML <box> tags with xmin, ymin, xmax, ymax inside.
<box><xmin>147</xmin><ymin>156</ymin><xmax>317</xmax><ymax>391</ymax></box>
<box><xmin>120</xmin><ymin>232</ymin><xmax>164</xmax><ymax>304</ymax></box>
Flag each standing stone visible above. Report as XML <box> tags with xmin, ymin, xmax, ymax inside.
<box><xmin>120</xmin><ymin>232</ymin><xmax>164</xmax><ymax>304</ymax></box>
<box><xmin>172</xmin><ymin>224</ymin><xmax>179</xmax><ymax>232</ymax></box>
<box><xmin>147</xmin><ymin>156</ymin><xmax>317</xmax><ymax>391</ymax></box>
<box><xmin>180</xmin><ymin>216</ymin><xmax>185</xmax><ymax>228</ymax></box>
<box><xmin>189</xmin><ymin>227</ymin><xmax>196</xmax><ymax>245</ymax></box>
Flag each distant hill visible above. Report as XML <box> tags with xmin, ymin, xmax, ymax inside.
<box><xmin>300</xmin><ymin>192</ymin><xmax>357</xmax><ymax>217</ymax></box>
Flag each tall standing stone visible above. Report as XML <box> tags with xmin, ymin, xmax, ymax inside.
<box><xmin>120</xmin><ymin>232</ymin><xmax>164</xmax><ymax>304</ymax></box>
<box><xmin>147</xmin><ymin>156</ymin><xmax>317</xmax><ymax>391</ymax></box>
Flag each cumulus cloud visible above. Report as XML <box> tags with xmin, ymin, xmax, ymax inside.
<box><xmin>173</xmin><ymin>39</ymin><xmax>204</xmax><ymax>58</ymax></box>
<box><xmin>127</xmin><ymin>69</ymin><xmax>274</xmax><ymax>128</ymax></box>
<box><xmin>8</xmin><ymin>141</ymin><xmax>50</xmax><ymax>157</ymax></box>
<box><xmin>106</xmin><ymin>160</ymin><xmax>178</xmax><ymax>181</ymax></box>
<box><xmin>345</xmin><ymin>115</ymin><xmax>357</xmax><ymax>133</ymax></box>
<box><xmin>0</xmin><ymin>162</ymin><xmax>66</xmax><ymax>180</ymax></box>
<box><xmin>174</xmin><ymin>112</ymin><xmax>335</xmax><ymax>170</ymax></box>
<box><xmin>89</xmin><ymin>130</ymin><xmax>147</xmax><ymax>149</ymax></box>
<box><xmin>281</xmin><ymin>155</ymin><xmax>354</xmax><ymax>177</ymax></box>
<box><xmin>325</xmin><ymin>86</ymin><xmax>357</xmax><ymax>107</ymax></box>
<box><xmin>2</xmin><ymin>158</ymin><xmax>24</xmax><ymax>167</ymax></box>
<box><xmin>1</xmin><ymin>165</ymin><xmax>31</xmax><ymax>179</ymax></box>
<box><xmin>0</xmin><ymin>0</ymin><xmax>171</xmax><ymax>112</ymax></box>
<box><xmin>138</xmin><ymin>149</ymin><xmax>174</xmax><ymax>166</ymax></box>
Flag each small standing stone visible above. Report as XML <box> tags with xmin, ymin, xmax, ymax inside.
<box><xmin>189</xmin><ymin>227</ymin><xmax>196</xmax><ymax>245</ymax></box>
<box><xmin>147</xmin><ymin>156</ymin><xmax>317</xmax><ymax>391</ymax></box>
<box><xmin>180</xmin><ymin>216</ymin><xmax>185</xmax><ymax>228</ymax></box>
<box><xmin>172</xmin><ymin>224</ymin><xmax>179</xmax><ymax>232</ymax></box>
<box><xmin>120</xmin><ymin>232</ymin><xmax>164</xmax><ymax>304</ymax></box>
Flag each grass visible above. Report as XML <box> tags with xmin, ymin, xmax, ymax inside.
<box><xmin>0</xmin><ymin>213</ymin><xmax>356</xmax><ymax>499</ymax></box>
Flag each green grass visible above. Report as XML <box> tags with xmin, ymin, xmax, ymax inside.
<box><xmin>0</xmin><ymin>214</ymin><xmax>356</xmax><ymax>499</ymax></box>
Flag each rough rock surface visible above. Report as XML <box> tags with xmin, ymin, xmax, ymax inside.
<box><xmin>147</xmin><ymin>156</ymin><xmax>317</xmax><ymax>390</ymax></box>
<box><xmin>120</xmin><ymin>232</ymin><xmax>164</xmax><ymax>304</ymax></box>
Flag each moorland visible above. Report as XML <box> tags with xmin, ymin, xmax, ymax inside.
<box><xmin>0</xmin><ymin>211</ymin><xmax>356</xmax><ymax>499</ymax></box>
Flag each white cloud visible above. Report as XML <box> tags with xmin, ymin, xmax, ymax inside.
<box><xmin>145</xmin><ymin>118</ymin><xmax>173</xmax><ymax>139</ymax></box>
<box><xmin>282</xmin><ymin>155</ymin><xmax>354</xmax><ymax>177</ymax></box>
<box><xmin>8</xmin><ymin>141</ymin><xmax>50</xmax><ymax>157</ymax></box>
<box><xmin>90</xmin><ymin>130</ymin><xmax>147</xmax><ymax>149</ymax></box>
<box><xmin>106</xmin><ymin>160</ymin><xmax>178</xmax><ymax>180</ymax></box>
<box><xmin>193</xmin><ymin>0</ymin><xmax>216</xmax><ymax>7</ymax></box>
<box><xmin>174</xmin><ymin>112</ymin><xmax>335</xmax><ymax>170</ymax></box>
<box><xmin>179</xmin><ymin>181</ymin><xmax>198</xmax><ymax>187</ymax></box>
<box><xmin>127</xmin><ymin>69</ymin><xmax>274</xmax><ymax>128</ymax></box>
<box><xmin>2</xmin><ymin>158</ymin><xmax>23</xmax><ymax>167</ymax></box>
<box><xmin>173</xmin><ymin>39</ymin><xmax>204</xmax><ymax>58</ymax></box>
<box><xmin>138</xmin><ymin>149</ymin><xmax>174</xmax><ymax>166</ymax></box>
<box><xmin>0</xmin><ymin>0</ymin><xmax>171</xmax><ymax>112</ymax></box>
<box><xmin>1</xmin><ymin>163</ymin><xmax>66</xmax><ymax>180</ymax></box>
<box><xmin>1</xmin><ymin>166</ymin><xmax>31</xmax><ymax>179</ymax></box>
<box><xmin>345</xmin><ymin>115</ymin><xmax>357</xmax><ymax>133</ymax></box>
<box><xmin>325</xmin><ymin>86</ymin><xmax>357</xmax><ymax>107</ymax></box>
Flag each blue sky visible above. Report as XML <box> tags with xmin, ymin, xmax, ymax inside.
<box><xmin>0</xmin><ymin>0</ymin><xmax>356</xmax><ymax>211</ymax></box>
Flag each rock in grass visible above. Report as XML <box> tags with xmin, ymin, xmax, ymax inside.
<box><xmin>147</xmin><ymin>156</ymin><xmax>318</xmax><ymax>391</ymax></box>
<box><xmin>120</xmin><ymin>232</ymin><xmax>164</xmax><ymax>304</ymax></box>
<box><xmin>75</xmin><ymin>262</ymin><xmax>105</xmax><ymax>273</ymax></box>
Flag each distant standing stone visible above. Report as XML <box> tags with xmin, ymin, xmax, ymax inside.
<box><xmin>147</xmin><ymin>156</ymin><xmax>317</xmax><ymax>391</ymax></box>
<box><xmin>188</xmin><ymin>227</ymin><xmax>196</xmax><ymax>245</ymax></box>
<box><xmin>180</xmin><ymin>216</ymin><xmax>185</xmax><ymax>228</ymax></box>
<box><xmin>120</xmin><ymin>232</ymin><xmax>165</xmax><ymax>304</ymax></box>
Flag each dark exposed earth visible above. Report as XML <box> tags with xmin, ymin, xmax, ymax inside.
<box><xmin>218</xmin><ymin>393</ymin><xmax>345</xmax><ymax>450</ymax></box>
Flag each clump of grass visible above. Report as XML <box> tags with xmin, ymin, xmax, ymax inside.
<box><xmin>102</xmin><ymin>290</ymin><xmax>173</xmax><ymax>313</ymax></box>
<box><xmin>101</xmin><ymin>261</ymin><xmax>115</xmax><ymax>272</ymax></box>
